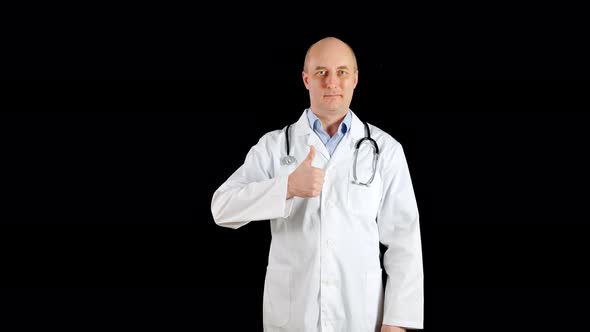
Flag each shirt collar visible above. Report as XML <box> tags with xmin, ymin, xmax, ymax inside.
<box><xmin>306</xmin><ymin>108</ymin><xmax>352</xmax><ymax>136</ymax></box>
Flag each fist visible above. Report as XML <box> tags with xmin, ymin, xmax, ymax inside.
<box><xmin>286</xmin><ymin>145</ymin><xmax>325</xmax><ymax>199</ymax></box>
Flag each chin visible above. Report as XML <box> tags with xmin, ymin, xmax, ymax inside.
<box><xmin>321</xmin><ymin>103</ymin><xmax>343</xmax><ymax>112</ymax></box>
<box><xmin>314</xmin><ymin>102</ymin><xmax>347</xmax><ymax>114</ymax></box>
<box><xmin>328</xmin><ymin>106</ymin><xmax>348</xmax><ymax>114</ymax></box>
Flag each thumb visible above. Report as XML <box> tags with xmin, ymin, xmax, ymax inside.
<box><xmin>304</xmin><ymin>145</ymin><xmax>316</xmax><ymax>164</ymax></box>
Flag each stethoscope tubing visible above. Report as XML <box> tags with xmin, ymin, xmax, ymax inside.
<box><xmin>281</xmin><ymin>120</ymin><xmax>380</xmax><ymax>186</ymax></box>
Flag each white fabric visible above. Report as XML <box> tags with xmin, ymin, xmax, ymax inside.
<box><xmin>211</xmin><ymin>110</ymin><xmax>424</xmax><ymax>331</ymax></box>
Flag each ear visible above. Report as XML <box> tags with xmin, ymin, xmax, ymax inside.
<box><xmin>302</xmin><ymin>71</ymin><xmax>310</xmax><ymax>90</ymax></box>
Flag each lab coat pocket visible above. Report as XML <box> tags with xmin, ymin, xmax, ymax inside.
<box><xmin>347</xmin><ymin>170</ymin><xmax>382</xmax><ymax>219</ymax></box>
<box><xmin>263</xmin><ymin>266</ymin><xmax>291</xmax><ymax>327</ymax></box>
<box><xmin>365</xmin><ymin>268</ymin><xmax>384</xmax><ymax>331</ymax></box>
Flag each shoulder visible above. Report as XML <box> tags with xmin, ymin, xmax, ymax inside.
<box><xmin>247</xmin><ymin>127</ymin><xmax>286</xmax><ymax>154</ymax></box>
<box><xmin>256</xmin><ymin>128</ymin><xmax>284</xmax><ymax>146</ymax></box>
<box><xmin>366</xmin><ymin>124</ymin><xmax>411</xmax><ymax>173</ymax></box>
<box><xmin>367</xmin><ymin>123</ymin><xmax>402</xmax><ymax>153</ymax></box>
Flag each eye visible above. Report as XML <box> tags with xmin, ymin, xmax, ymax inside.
<box><xmin>338</xmin><ymin>70</ymin><xmax>348</xmax><ymax>75</ymax></box>
<box><xmin>316</xmin><ymin>70</ymin><xmax>326</xmax><ymax>76</ymax></box>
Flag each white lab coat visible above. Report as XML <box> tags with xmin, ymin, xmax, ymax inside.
<box><xmin>211</xmin><ymin>110</ymin><xmax>423</xmax><ymax>331</ymax></box>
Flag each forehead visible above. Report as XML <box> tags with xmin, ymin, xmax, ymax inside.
<box><xmin>307</xmin><ymin>42</ymin><xmax>356</xmax><ymax>68</ymax></box>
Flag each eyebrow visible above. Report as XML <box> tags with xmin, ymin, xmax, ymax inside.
<box><xmin>314</xmin><ymin>66</ymin><xmax>351</xmax><ymax>71</ymax></box>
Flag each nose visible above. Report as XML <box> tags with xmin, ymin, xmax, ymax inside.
<box><xmin>324</xmin><ymin>72</ymin><xmax>339</xmax><ymax>88</ymax></box>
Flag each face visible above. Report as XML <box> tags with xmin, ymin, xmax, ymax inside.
<box><xmin>302</xmin><ymin>39</ymin><xmax>358</xmax><ymax>117</ymax></box>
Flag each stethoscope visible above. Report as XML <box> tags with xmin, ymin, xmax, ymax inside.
<box><xmin>280</xmin><ymin>121</ymin><xmax>379</xmax><ymax>186</ymax></box>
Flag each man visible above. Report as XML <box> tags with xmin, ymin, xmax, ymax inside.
<box><xmin>211</xmin><ymin>37</ymin><xmax>423</xmax><ymax>332</ymax></box>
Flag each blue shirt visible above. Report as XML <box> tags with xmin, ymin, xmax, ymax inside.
<box><xmin>306</xmin><ymin>109</ymin><xmax>352</xmax><ymax>157</ymax></box>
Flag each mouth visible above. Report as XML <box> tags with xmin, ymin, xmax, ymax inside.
<box><xmin>323</xmin><ymin>94</ymin><xmax>342</xmax><ymax>98</ymax></box>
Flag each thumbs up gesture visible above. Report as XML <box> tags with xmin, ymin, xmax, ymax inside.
<box><xmin>286</xmin><ymin>145</ymin><xmax>325</xmax><ymax>199</ymax></box>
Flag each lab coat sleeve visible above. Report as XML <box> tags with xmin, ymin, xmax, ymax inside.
<box><xmin>211</xmin><ymin>133</ymin><xmax>294</xmax><ymax>229</ymax></box>
<box><xmin>377</xmin><ymin>142</ymin><xmax>424</xmax><ymax>329</ymax></box>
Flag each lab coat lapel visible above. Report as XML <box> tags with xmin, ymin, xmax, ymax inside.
<box><xmin>291</xmin><ymin>109</ymin><xmax>365</xmax><ymax>164</ymax></box>
<box><xmin>292</xmin><ymin>109</ymin><xmax>330</xmax><ymax>162</ymax></box>
<box><xmin>348</xmin><ymin>110</ymin><xmax>367</xmax><ymax>144</ymax></box>
<box><xmin>306</xmin><ymin>134</ymin><xmax>330</xmax><ymax>162</ymax></box>
<box><xmin>326</xmin><ymin>110</ymin><xmax>366</xmax><ymax>166</ymax></box>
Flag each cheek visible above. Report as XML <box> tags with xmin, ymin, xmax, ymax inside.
<box><xmin>343</xmin><ymin>78</ymin><xmax>355</xmax><ymax>87</ymax></box>
<box><xmin>343</xmin><ymin>82</ymin><xmax>356</xmax><ymax>93</ymax></box>
<box><xmin>311</xmin><ymin>83</ymin><xmax>324</xmax><ymax>94</ymax></box>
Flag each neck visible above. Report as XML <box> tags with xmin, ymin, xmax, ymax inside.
<box><xmin>313</xmin><ymin>110</ymin><xmax>347</xmax><ymax>137</ymax></box>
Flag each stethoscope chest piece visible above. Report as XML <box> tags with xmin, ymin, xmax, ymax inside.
<box><xmin>281</xmin><ymin>155</ymin><xmax>297</xmax><ymax>166</ymax></box>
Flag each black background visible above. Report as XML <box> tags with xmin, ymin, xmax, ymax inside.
<box><xmin>2</xmin><ymin>4</ymin><xmax>590</xmax><ymax>332</ymax></box>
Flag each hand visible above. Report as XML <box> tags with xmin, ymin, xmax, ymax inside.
<box><xmin>381</xmin><ymin>325</ymin><xmax>406</xmax><ymax>332</ymax></box>
<box><xmin>286</xmin><ymin>145</ymin><xmax>325</xmax><ymax>199</ymax></box>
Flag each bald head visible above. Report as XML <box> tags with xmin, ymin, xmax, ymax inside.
<box><xmin>303</xmin><ymin>37</ymin><xmax>358</xmax><ymax>73</ymax></box>
<box><xmin>301</xmin><ymin>36</ymin><xmax>359</xmax><ymax>117</ymax></box>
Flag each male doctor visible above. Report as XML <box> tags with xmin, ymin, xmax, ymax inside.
<box><xmin>211</xmin><ymin>37</ymin><xmax>423</xmax><ymax>332</ymax></box>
